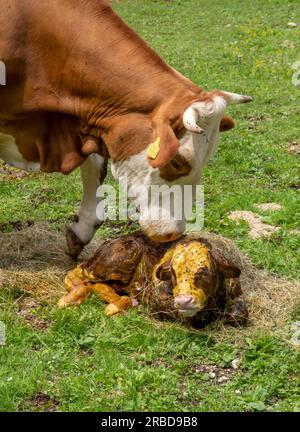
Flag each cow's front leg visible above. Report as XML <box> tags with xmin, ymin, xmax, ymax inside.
<box><xmin>66</xmin><ymin>154</ymin><xmax>108</xmax><ymax>257</ymax></box>
<box><xmin>92</xmin><ymin>283</ymin><xmax>132</xmax><ymax>317</ymax></box>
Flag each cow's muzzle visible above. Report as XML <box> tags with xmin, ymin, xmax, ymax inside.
<box><xmin>139</xmin><ymin>218</ymin><xmax>185</xmax><ymax>244</ymax></box>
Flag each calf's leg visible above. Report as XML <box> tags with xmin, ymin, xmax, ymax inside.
<box><xmin>58</xmin><ymin>283</ymin><xmax>93</xmax><ymax>308</ymax></box>
<box><xmin>66</xmin><ymin>154</ymin><xmax>108</xmax><ymax>257</ymax></box>
<box><xmin>92</xmin><ymin>283</ymin><xmax>132</xmax><ymax>317</ymax></box>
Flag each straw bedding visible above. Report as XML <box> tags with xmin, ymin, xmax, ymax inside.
<box><xmin>0</xmin><ymin>223</ymin><xmax>299</xmax><ymax>330</ymax></box>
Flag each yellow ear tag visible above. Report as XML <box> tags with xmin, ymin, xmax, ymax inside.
<box><xmin>147</xmin><ymin>137</ymin><xmax>160</xmax><ymax>160</ymax></box>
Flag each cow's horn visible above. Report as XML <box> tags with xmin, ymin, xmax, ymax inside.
<box><xmin>183</xmin><ymin>107</ymin><xmax>204</xmax><ymax>134</ymax></box>
<box><xmin>221</xmin><ymin>91</ymin><xmax>253</xmax><ymax>105</ymax></box>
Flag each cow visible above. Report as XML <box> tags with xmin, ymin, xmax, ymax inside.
<box><xmin>0</xmin><ymin>0</ymin><xmax>252</xmax><ymax>257</ymax></box>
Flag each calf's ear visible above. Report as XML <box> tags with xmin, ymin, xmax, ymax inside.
<box><xmin>147</xmin><ymin>120</ymin><xmax>180</xmax><ymax>169</ymax></box>
<box><xmin>210</xmin><ymin>250</ymin><xmax>241</xmax><ymax>278</ymax></box>
<box><xmin>219</xmin><ymin>115</ymin><xmax>235</xmax><ymax>132</ymax></box>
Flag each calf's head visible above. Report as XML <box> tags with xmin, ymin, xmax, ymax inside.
<box><xmin>105</xmin><ymin>91</ymin><xmax>251</xmax><ymax>242</ymax></box>
<box><xmin>154</xmin><ymin>240</ymin><xmax>241</xmax><ymax>317</ymax></box>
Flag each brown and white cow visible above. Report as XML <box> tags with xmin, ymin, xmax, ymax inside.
<box><xmin>0</xmin><ymin>0</ymin><xmax>252</xmax><ymax>255</ymax></box>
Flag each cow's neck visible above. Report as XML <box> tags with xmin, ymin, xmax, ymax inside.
<box><xmin>62</xmin><ymin>1</ymin><xmax>200</xmax><ymax>114</ymax></box>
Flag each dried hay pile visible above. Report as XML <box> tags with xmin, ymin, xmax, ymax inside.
<box><xmin>0</xmin><ymin>223</ymin><xmax>96</xmax><ymax>302</ymax></box>
<box><xmin>0</xmin><ymin>223</ymin><xmax>299</xmax><ymax>331</ymax></box>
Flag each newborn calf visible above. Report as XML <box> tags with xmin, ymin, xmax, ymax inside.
<box><xmin>58</xmin><ymin>233</ymin><xmax>248</xmax><ymax>326</ymax></box>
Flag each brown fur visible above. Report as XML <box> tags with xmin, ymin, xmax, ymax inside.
<box><xmin>78</xmin><ymin>232</ymin><xmax>248</xmax><ymax>326</ymax></box>
<box><xmin>159</xmin><ymin>154</ymin><xmax>192</xmax><ymax>181</ymax></box>
<box><xmin>0</xmin><ymin>0</ymin><xmax>234</xmax><ymax>173</ymax></box>
<box><xmin>220</xmin><ymin>115</ymin><xmax>235</xmax><ymax>132</ymax></box>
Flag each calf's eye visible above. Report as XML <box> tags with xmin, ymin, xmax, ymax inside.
<box><xmin>194</xmin><ymin>267</ymin><xmax>213</xmax><ymax>287</ymax></box>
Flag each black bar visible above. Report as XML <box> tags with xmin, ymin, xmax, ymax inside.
<box><xmin>0</xmin><ymin>412</ymin><xmax>292</xmax><ymax>431</ymax></box>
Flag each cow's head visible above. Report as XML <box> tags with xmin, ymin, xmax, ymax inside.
<box><xmin>105</xmin><ymin>90</ymin><xmax>252</xmax><ymax>242</ymax></box>
<box><xmin>154</xmin><ymin>239</ymin><xmax>241</xmax><ymax>317</ymax></box>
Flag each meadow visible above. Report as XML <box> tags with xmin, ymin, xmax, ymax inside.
<box><xmin>0</xmin><ymin>0</ymin><xmax>299</xmax><ymax>412</ymax></box>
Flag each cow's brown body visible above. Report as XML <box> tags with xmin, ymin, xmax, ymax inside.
<box><xmin>0</xmin><ymin>0</ymin><xmax>207</xmax><ymax>173</ymax></box>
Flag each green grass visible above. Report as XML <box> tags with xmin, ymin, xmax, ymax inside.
<box><xmin>1</xmin><ymin>291</ymin><xmax>299</xmax><ymax>412</ymax></box>
<box><xmin>0</xmin><ymin>0</ymin><xmax>299</xmax><ymax>412</ymax></box>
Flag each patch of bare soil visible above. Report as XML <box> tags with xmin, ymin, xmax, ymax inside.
<box><xmin>0</xmin><ymin>162</ymin><xmax>31</xmax><ymax>181</ymax></box>
<box><xmin>192</xmin><ymin>362</ymin><xmax>239</xmax><ymax>385</ymax></box>
<box><xmin>142</xmin><ymin>358</ymin><xmax>171</xmax><ymax>368</ymax></box>
<box><xmin>289</xmin><ymin>142</ymin><xmax>300</xmax><ymax>155</ymax></box>
<box><xmin>16</xmin><ymin>297</ymin><xmax>50</xmax><ymax>331</ymax></box>
<box><xmin>26</xmin><ymin>393</ymin><xmax>60</xmax><ymax>412</ymax></box>
<box><xmin>289</xmin><ymin>182</ymin><xmax>300</xmax><ymax>191</ymax></box>
<box><xmin>228</xmin><ymin>210</ymin><xmax>279</xmax><ymax>239</ymax></box>
<box><xmin>0</xmin><ymin>221</ymin><xmax>34</xmax><ymax>232</ymax></box>
<box><xmin>254</xmin><ymin>203</ymin><xmax>282</xmax><ymax>212</ymax></box>
<box><xmin>244</xmin><ymin>114</ymin><xmax>268</xmax><ymax>129</ymax></box>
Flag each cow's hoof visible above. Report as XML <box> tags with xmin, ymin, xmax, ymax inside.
<box><xmin>66</xmin><ymin>227</ymin><xmax>85</xmax><ymax>258</ymax></box>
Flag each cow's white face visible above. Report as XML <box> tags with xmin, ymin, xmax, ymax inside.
<box><xmin>111</xmin><ymin>96</ymin><xmax>229</xmax><ymax>242</ymax></box>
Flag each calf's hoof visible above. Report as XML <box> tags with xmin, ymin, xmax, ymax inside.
<box><xmin>57</xmin><ymin>293</ymin><xmax>88</xmax><ymax>309</ymax></box>
<box><xmin>104</xmin><ymin>296</ymin><xmax>132</xmax><ymax>317</ymax></box>
<box><xmin>58</xmin><ymin>295</ymin><xmax>70</xmax><ymax>309</ymax></box>
<box><xmin>66</xmin><ymin>227</ymin><xmax>85</xmax><ymax>258</ymax></box>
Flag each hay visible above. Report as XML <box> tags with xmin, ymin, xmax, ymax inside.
<box><xmin>0</xmin><ymin>223</ymin><xmax>99</xmax><ymax>302</ymax></box>
<box><xmin>0</xmin><ymin>223</ymin><xmax>299</xmax><ymax>330</ymax></box>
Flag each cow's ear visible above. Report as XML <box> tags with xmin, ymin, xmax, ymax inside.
<box><xmin>219</xmin><ymin>115</ymin><xmax>235</xmax><ymax>132</ymax></box>
<box><xmin>147</xmin><ymin>121</ymin><xmax>180</xmax><ymax>168</ymax></box>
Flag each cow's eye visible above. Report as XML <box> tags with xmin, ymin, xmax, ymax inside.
<box><xmin>174</xmin><ymin>126</ymin><xmax>186</xmax><ymax>139</ymax></box>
